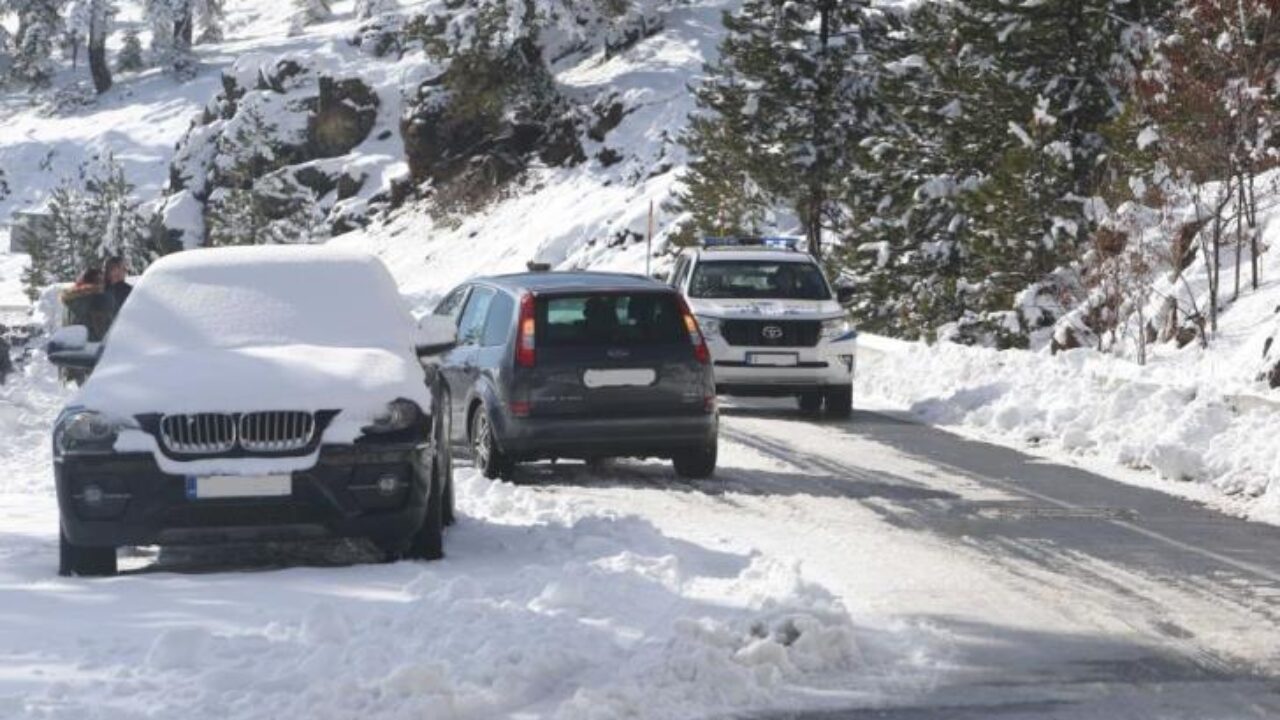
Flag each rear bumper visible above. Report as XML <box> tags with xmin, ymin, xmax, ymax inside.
<box><xmin>56</xmin><ymin>443</ymin><xmax>432</xmax><ymax>549</ymax></box>
<box><xmin>495</xmin><ymin>413</ymin><xmax>718</xmax><ymax>460</ymax></box>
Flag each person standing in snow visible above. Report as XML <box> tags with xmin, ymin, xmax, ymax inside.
<box><xmin>103</xmin><ymin>256</ymin><xmax>133</xmax><ymax>319</ymax></box>
<box><xmin>62</xmin><ymin>268</ymin><xmax>113</xmax><ymax>342</ymax></box>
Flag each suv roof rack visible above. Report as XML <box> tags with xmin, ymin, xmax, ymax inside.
<box><xmin>700</xmin><ymin>236</ymin><xmax>803</xmax><ymax>252</ymax></box>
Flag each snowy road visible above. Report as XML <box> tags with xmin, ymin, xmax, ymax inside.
<box><xmin>4</xmin><ymin>399</ymin><xmax>1280</xmax><ymax>718</ymax></box>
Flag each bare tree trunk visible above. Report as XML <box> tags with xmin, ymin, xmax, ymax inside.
<box><xmin>1234</xmin><ymin>172</ymin><xmax>1243</xmax><ymax>302</ymax></box>
<box><xmin>806</xmin><ymin>0</ymin><xmax>833</xmax><ymax>260</ymax></box>
<box><xmin>88</xmin><ymin>12</ymin><xmax>112</xmax><ymax>94</ymax></box>
<box><xmin>1249</xmin><ymin>173</ymin><xmax>1260</xmax><ymax>290</ymax></box>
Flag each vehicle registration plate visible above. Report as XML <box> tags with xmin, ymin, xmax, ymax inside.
<box><xmin>583</xmin><ymin>368</ymin><xmax>657</xmax><ymax>388</ymax></box>
<box><xmin>747</xmin><ymin>352</ymin><xmax>799</xmax><ymax>367</ymax></box>
<box><xmin>185</xmin><ymin>475</ymin><xmax>292</xmax><ymax>500</ymax></box>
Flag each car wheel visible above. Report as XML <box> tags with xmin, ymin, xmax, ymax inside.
<box><xmin>672</xmin><ymin>439</ymin><xmax>717</xmax><ymax>480</ymax></box>
<box><xmin>471</xmin><ymin>405</ymin><xmax>514</xmax><ymax>480</ymax></box>
<box><xmin>58</xmin><ymin>523</ymin><xmax>117</xmax><ymax>577</ymax></box>
<box><xmin>437</xmin><ymin>389</ymin><xmax>456</xmax><ymax>526</ymax></box>
<box><xmin>404</xmin><ymin>458</ymin><xmax>445</xmax><ymax>561</ymax></box>
<box><xmin>798</xmin><ymin>392</ymin><xmax>823</xmax><ymax>415</ymax></box>
<box><xmin>825</xmin><ymin>385</ymin><xmax>853</xmax><ymax>419</ymax></box>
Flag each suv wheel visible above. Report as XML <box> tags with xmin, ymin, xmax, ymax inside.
<box><xmin>471</xmin><ymin>405</ymin><xmax>514</xmax><ymax>480</ymax></box>
<box><xmin>673</xmin><ymin>439</ymin><xmax>717</xmax><ymax>479</ymax></box>
<box><xmin>825</xmin><ymin>386</ymin><xmax>853</xmax><ymax>418</ymax></box>
<box><xmin>404</xmin><ymin>459</ymin><xmax>445</xmax><ymax>561</ymax></box>
<box><xmin>798</xmin><ymin>392</ymin><xmax>823</xmax><ymax>415</ymax></box>
<box><xmin>58</xmin><ymin>524</ymin><xmax>117</xmax><ymax>577</ymax></box>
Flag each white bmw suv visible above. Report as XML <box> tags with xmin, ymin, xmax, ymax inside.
<box><xmin>668</xmin><ymin>239</ymin><xmax>857</xmax><ymax>416</ymax></box>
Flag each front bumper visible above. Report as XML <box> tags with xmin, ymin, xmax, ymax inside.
<box><xmin>706</xmin><ymin>334</ymin><xmax>856</xmax><ymax>395</ymax></box>
<box><xmin>56</xmin><ymin>443</ymin><xmax>432</xmax><ymax>549</ymax></box>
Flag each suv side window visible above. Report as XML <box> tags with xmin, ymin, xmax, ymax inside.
<box><xmin>457</xmin><ymin>287</ymin><xmax>496</xmax><ymax>346</ymax></box>
<box><xmin>435</xmin><ymin>286</ymin><xmax>470</xmax><ymax>322</ymax></box>
<box><xmin>481</xmin><ymin>292</ymin><xmax>515</xmax><ymax>348</ymax></box>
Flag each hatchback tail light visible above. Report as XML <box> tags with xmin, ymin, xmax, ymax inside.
<box><xmin>677</xmin><ymin>296</ymin><xmax>710</xmax><ymax>365</ymax></box>
<box><xmin>516</xmin><ymin>292</ymin><xmax>536</xmax><ymax>368</ymax></box>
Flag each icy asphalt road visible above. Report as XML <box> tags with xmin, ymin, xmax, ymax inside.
<box><xmin>3</xmin><ymin>400</ymin><xmax>1280</xmax><ymax>718</ymax></box>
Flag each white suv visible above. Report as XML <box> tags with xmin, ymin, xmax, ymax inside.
<box><xmin>668</xmin><ymin>239</ymin><xmax>857</xmax><ymax>416</ymax></box>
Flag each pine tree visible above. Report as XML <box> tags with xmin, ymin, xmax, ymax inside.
<box><xmin>9</xmin><ymin>0</ymin><xmax>64</xmax><ymax>87</ymax></box>
<box><xmin>21</xmin><ymin>155</ymin><xmax>155</xmax><ymax>299</ymax></box>
<box><xmin>0</xmin><ymin>23</ymin><xmax>13</xmax><ymax>86</ymax></box>
<box><xmin>674</xmin><ymin>0</ymin><xmax>895</xmax><ymax>258</ymax></box>
<box><xmin>290</xmin><ymin>0</ymin><xmax>331</xmax><ymax>28</ymax></box>
<box><xmin>145</xmin><ymin>0</ymin><xmax>195</xmax><ymax>76</ymax></box>
<box><xmin>115</xmin><ymin>27</ymin><xmax>143</xmax><ymax>72</ymax></box>
<box><xmin>193</xmin><ymin>0</ymin><xmax>224</xmax><ymax>43</ymax></box>
<box><xmin>354</xmin><ymin>0</ymin><xmax>395</xmax><ymax>20</ymax></box>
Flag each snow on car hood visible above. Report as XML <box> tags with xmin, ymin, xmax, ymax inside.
<box><xmin>72</xmin><ymin>344</ymin><xmax>431</xmax><ymax>474</ymax></box>
<box><xmin>687</xmin><ymin>298</ymin><xmax>844</xmax><ymax>319</ymax></box>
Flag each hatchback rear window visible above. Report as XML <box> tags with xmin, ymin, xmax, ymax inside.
<box><xmin>538</xmin><ymin>293</ymin><xmax>686</xmax><ymax>346</ymax></box>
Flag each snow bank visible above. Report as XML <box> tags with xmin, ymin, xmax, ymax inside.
<box><xmin>0</xmin><ymin>351</ymin><xmax>69</xmax><ymax>495</ymax></box>
<box><xmin>857</xmin><ymin>338</ymin><xmax>1280</xmax><ymax>524</ymax></box>
<box><xmin>1</xmin><ymin>469</ymin><xmax>862</xmax><ymax>720</ymax></box>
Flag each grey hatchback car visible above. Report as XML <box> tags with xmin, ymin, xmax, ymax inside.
<box><xmin>426</xmin><ymin>272</ymin><xmax>719</xmax><ymax>479</ymax></box>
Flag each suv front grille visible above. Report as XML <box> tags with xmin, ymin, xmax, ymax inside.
<box><xmin>720</xmin><ymin>319</ymin><xmax>821</xmax><ymax>348</ymax></box>
<box><xmin>160</xmin><ymin>413</ymin><xmax>238</xmax><ymax>455</ymax></box>
<box><xmin>158</xmin><ymin>412</ymin><xmax>317</xmax><ymax>456</ymax></box>
<box><xmin>240</xmin><ymin>411</ymin><xmax>316</xmax><ymax>453</ymax></box>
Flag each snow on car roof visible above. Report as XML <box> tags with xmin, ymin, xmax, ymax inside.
<box><xmin>103</xmin><ymin>245</ymin><xmax>416</xmax><ymax>356</ymax></box>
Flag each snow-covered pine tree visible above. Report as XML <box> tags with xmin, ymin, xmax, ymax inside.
<box><xmin>8</xmin><ymin>0</ymin><xmax>64</xmax><ymax>87</ymax></box>
<box><xmin>923</xmin><ymin>0</ymin><xmax>1174</xmax><ymax>344</ymax></box>
<box><xmin>145</xmin><ymin>0</ymin><xmax>195</xmax><ymax>76</ymax></box>
<box><xmin>116</xmin><ymin>27</ymin><xmax>143</xmax><ymax>72</ymax></box>
<box><xmin>0</xmin><ymin>23</ymin><xmax>13</xmax><ymax>86</ymax></box>
<box><xmin>354</xmin><ymin>0</ymin><xmax>395</xmax><ymax>20</ymax></box>
<box><xmin>290</xmin><ymin>0</ymin><xmax>331</xmax><ymax>30</ymax></box>
<box><xmin>675</xmin><ymin>0</ymin><xmax>895</xmax><ymax>258</ymax></box>
<box><xmin>21</xmin><ymin>155</ymin><xmax>154</xmax><ymax>299</ymax></box>
<box><xmin>193</xmin><ymin>0</ymin><xmax>224</xmax><ymax>43</ymax></box>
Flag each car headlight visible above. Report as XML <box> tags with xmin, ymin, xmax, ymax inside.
<box><xmin>821</xmin><ymin>317</ymin><xmax>854</xmax><ymax>341</ymax></box>
<box><xmin>694</xmin><ymin>315</ymin><xmax>721</xmax><ymax>337</ymax></box>
<box><xmin>365</xmin><ymin>399</ymin><xmax>421</xmax><ymax>434</ymax></box>
<box><xmin>57</xmin><ymin>411</ymin><xmax>119</xmax><ymax>453</ymax></box>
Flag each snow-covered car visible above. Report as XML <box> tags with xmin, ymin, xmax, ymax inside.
<box><xmin>47</xmin><ymin>246</ymin><xmax>457</xmax><ymax>576</ymax></box>
<box><xmin>666</xmin><ymin>238</ymin><xmax>858</xmax><ymax>416</ymax></box>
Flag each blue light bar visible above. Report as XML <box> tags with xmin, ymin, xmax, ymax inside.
<box><xmin>701</xmin><ymin>236</ymin><xmax>802</xmax><ymax>251</ymax></box>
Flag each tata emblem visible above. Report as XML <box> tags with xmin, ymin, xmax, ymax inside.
<box><xmin>762</xmin><ymin>325</ymin><xmax>784</xmax><ymax>340</ymax></box>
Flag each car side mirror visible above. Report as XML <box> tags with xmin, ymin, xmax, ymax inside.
<box><xmin>48</xmin><ymin>325</ymin><xmax>89</xmax><ymax>352</ymax></box>
<box><xmin>415</xmin><ymin>315</ymin><xmax>458</xmax><ymax>357</ymax></box>
<box><xmin>836</xmin><ymin>285</ymin><xmax>856</xmax><ymax>307</ymax></box>
<box><xmin>49</xmin><ymin>347</ymin><xmax>100</xmax><ymax>371</ymax></box>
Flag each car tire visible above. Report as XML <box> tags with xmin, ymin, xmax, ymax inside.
<box><xmin>673</xmin><ymin>439</ymin><xmax>717</xmax><ymax>479</ymax></box>
<box><xmin>404</xmin><ymin>460</ymin><xmax>445</xmax><ymax>561</ymax></box>
<box><xmin>825</xmin><ymin>386</ymin><xmax>853</xmax><ymax>418</ymax></box>
<box><xmin>798</xmin><ymin>392</ymin><xmax>823</xmax><ymax>415</ymax></box>
<box><xmin>436</xmin><ymin>388</ymin><xmax>456</xmax><ymax>526</ymax></box>
<box><xmin>471</xmin><ymin>405</ymin><xmax>514</xmax><ymax>480</ymax></box>
<box><xmin>58</xmin><ymin>524</ymin><xmax>117</xmax><ymax>577</ymax></box>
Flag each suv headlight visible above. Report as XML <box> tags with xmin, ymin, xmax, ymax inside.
<box><xmin>821</xmin><ymin>317</ymin><xmax>854</xmax><ymax>341</ymax></box>
<box><xmin>694</xmin><ymin>315</ymin><xmax>721</xmax><ymax>337</ymax></box>
<box><xmin>57</xmin><ymin>411</ymin><xmax>119</xmax><ymax>453</ymax></box>
<box><xmin>365</xmin><ymin>399</ymin><xmax>421</xmax><ymax>434</ymax></box>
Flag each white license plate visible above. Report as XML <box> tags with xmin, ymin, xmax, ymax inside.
<box><xmin>583</xmin><ymin>368</ymin><xmax>657</xmax><ymax>388</ymax></box>
<box><xmin>185</xmin><ymin>475</ymin><xmax>292</xmax><ymax>499</ymax></box>
<box><xmin>748</xmin><ymin>353</ymin><xmax>799</xmax><ymax>367</ymax></box>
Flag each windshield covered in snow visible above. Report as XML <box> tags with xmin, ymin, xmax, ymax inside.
<box><xmin>100</xmin><ymin>246</ymin><xmax>416</xmax><ymax>356</ymax></box>
<box><xmin>689</xmin><ymin>260</ymin><xmax>832</xmax><ymax>300</ymax></box>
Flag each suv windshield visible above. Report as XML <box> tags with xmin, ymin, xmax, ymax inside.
<box><xmin>689</xmin><ymin>260</ymin><xmax>832</xmax><ymax>300</ymax></box>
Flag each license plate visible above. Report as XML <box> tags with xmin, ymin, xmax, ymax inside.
<box><xmin>747</xmin><ymin>353</ymin><xmax>799</xmax><ymax>367</ymax></box>
<box><xmin>185</xmin><ymin>475</ymin><xmax>291</xmax><ymax>499</ymax></box>
<box><xmin>583</xmin><ymin>368</ymin><xmax>657</xmax><ymax>388</ymax></box>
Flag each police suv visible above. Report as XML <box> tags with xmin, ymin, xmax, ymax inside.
<box><xmin>667</xmin><ymin>238</ymin><xmax>857</xmax><ymax>416</ymax></box>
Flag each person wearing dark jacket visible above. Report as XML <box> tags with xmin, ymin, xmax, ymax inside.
<box><xmin>103</xmin><ymin>256</ymin><xmax>133</xmax><ymax>316</ymax></box>
<box><xmin>62</xmin><ymin>269</ymin><xmax>113</xmax><ymax>342</ymax></box>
